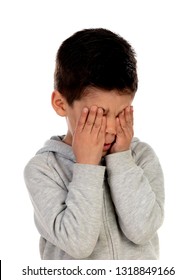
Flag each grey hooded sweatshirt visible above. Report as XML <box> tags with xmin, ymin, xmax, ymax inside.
<box><xmin>24</xmin><ymin>136</ymin><xmax>164</xmax><ymax>260</ymax></box>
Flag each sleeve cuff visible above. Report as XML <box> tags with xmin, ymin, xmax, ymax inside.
<box><xmin>105</xmin><ymin>150</ymin><xmax>136</xmax><ymax>175</ymax></box>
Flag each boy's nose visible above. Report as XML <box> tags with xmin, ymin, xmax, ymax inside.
<box><xmin>106</xmin><ymin>117</ymin><xmax>116</xmax><ymax>135</ymax></box>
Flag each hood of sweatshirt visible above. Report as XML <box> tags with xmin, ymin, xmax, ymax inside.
<box><xmin>36</xmin><ymin>135</ymin><xmax>140</xmax><ymax>162</ymax></box>
<box><xmin>36</xmin><ymin>135</ymin><xmax>76</xmax><ymax>162</ymax></box>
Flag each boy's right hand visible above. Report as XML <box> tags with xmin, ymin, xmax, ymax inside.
<box><xmin>72</xmin><ymin>106</ymin><xmax>106</xmax><ymax>165</ymax></box>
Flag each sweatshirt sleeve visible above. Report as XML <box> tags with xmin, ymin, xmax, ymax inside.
<box><xmin>105</xmin><ymin>143</ymin><xmax>164</xmax><ymax>245</ymax></box>
<box><xmin>24</xmin><ymin>154</ymin><xmax>105</xmax><ymax>259</ymax></box>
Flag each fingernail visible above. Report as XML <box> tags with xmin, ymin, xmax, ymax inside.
<box><xmin>83</xmin><ymin>107</ymin><xmax>88</xmax><ymax>113</ymax></box>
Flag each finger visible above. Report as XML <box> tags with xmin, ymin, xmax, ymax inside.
<box><xmin>119</xmin><ymin>110</ymin><xmax>127</xmax><ymax>131</ymax></box>
<box><xmin>76</xmin><ymin>107</ymin><xmax>89</xmax><ymax>132</ymax></box>
<box><xmin>124</xmin><ymin>106</ymin><xmax>131</xmax><ymax>123</ymax></box>
<box><xmin>84</xmin><ymin>106</ymin><xmax>98</xmax><ymax>132</ymax></box>
<box><xmin>130</xmin><ymin>106</ymin><xmax>134</xmax><ymax>126</ymax></box>
<box><xmin>92</xmin><ymin>107</ymin><xmax>103</xmax><ymax>133</ymax></box>
<box><xmin>98</xmin><ymin>115</ymin><xmax>106</xmax><ymax>138</ymax></box>
<box><xmin>116</xmin><ymin>117</ymin><xmax>123</xmax><ymax>135</ymax></box>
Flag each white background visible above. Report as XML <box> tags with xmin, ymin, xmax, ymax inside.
<box><xmin>0</xmin><ymin>0</ymin><xmax>195</xmax><ymax>267</ymax></box>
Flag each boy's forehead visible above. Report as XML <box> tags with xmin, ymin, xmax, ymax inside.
<box><xmin>82</xmin><ymin>86</ymin><xmax>107</xmax><ymax>97</ymax></box>
<box><xmin>74</xmin><ymin>87</ymin><xmax>133</xmax><ymax>112</ymax></box>
<box><xmin>82</xmin><ymin>87</ymin><xmax>132</xmax><ymax>101</ymax></box>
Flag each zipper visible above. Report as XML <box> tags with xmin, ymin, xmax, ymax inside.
<box><xmin>102</xmin><ymin>180</ymin><xmax>117</xmax><ymax>259</ymax></box>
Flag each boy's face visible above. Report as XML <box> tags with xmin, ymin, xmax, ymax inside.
<box><xmin>63</xmin><ymin>87</ymin><xmax>133</xmax><ymax>157</ymax></box>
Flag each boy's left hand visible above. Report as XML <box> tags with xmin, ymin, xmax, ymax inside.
<box><xmin>110</xmin><ymin>106</ymin><xmax>134</xmax><ymax>154</ymax></box>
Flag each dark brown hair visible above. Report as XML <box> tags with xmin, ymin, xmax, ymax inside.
<box><xmin>54</xmin><ymin>28</ymin><xmax>138</xmax><ymax>106</ymax></box>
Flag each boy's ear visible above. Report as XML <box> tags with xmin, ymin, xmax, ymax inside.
<box><xmin>51</xmin><ymin>90</ymin><xmax>68</xmax><ymax>117</ymax></box>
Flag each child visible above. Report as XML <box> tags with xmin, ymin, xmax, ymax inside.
<box><xmin>24</xmin><ymin>28</ymin><xmax>164</xmax><ymax>260</ymax></box>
